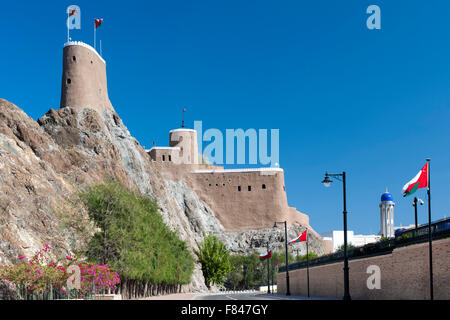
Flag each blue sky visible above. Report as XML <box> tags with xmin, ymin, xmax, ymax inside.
<box><xmin>1</xmin><ymin>1</ymin><xmax>449</xmax><ymax>235</ymax></box>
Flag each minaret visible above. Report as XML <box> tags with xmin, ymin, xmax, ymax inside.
<box><xmin>380</xmin><ymin>188</ymin><xmax>395</xmax><ymax>238</ymax></box>
<box><xmin>60</xmin><ymin>41</ymin><xmax>114</xmax><ymax>113</ymax></box>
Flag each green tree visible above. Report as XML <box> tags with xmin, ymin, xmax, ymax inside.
<box><xmin>195</xmin><ymin>233</ymin><xmax>232</xmax><ymax>287</ymax></box>
<box><xmin>80</xmin><ymin>181</ymin><xmax>195</xmax><ymax>288</ymax></box>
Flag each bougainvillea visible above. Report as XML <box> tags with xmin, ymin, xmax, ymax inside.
<box><xmin>0</xmin><ymin>245</ymin><xmax>120</xmax><ymax>299</ymax></box>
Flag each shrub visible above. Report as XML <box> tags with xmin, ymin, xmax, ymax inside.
<box><xmin>195</xmin><ymin>233</ymin><xmax>232</xmax><ymax>287</ymax></box>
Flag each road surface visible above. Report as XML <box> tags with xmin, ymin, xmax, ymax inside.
<box><xmin>194</xmin><ymin>292</ymin><xmax>336</xmax><ymax>300</ymax></box>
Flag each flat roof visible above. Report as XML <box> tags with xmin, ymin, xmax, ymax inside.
<box><xmin>169</xmin><ymin>128</ymin><xmax>197</xmax><ymax>133</ymax></box>
<box><xmin>147</xmin><ymin>147</ymin><xmax>181</xmax><ymax>152</ymax></box>
<box><xmin>194</xmin><ymin>168</ymin><xmax>283</xmax><ymax>174</ymax></box>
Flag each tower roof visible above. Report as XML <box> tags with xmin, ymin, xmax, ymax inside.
<box><xmin>381</xmin><ymin>189</ymin><xmax>394</xmax><ymax>202</ymax></box>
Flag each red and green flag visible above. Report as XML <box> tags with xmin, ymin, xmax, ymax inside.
<box><xmin>402</xmin><ymin>163</ymin><xmax>429</xmax><ymax>197</ymax></box>
<box><xmin>95</xmin><ymin>18</ymin><xmax>103</xmax><ymax>29</ymax></box>
<box><xmin>289</xmin><ymin>229</ymin><xmax>307</xmax><ymax>244</ymax></box>
<box><xmin>259</xmin><ymin>251</ymin><xmax>272</xmax><ymax>260</ymax></box>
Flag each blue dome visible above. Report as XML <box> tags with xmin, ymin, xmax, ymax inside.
<box><xmin>381</xmin><ymin>192</ymin><xmax>394</xmax><ymax>202</ymax></box>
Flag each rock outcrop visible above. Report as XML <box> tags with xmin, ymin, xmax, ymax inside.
<box><xmin>0</xmin><ymin>98</ymin><xmax>325</xmax><ymax>293</ymax></box>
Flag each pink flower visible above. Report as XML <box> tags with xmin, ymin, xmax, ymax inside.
<box><xmin>18</xmin><ymin>255</ymin><xmax>25</xmax><ymax>260</ymax></box>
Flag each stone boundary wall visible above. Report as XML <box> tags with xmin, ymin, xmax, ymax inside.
<box><xmin>277</xmin><ymin>237</ymin><xmax>450</xmax><ymax>299</ymax></box>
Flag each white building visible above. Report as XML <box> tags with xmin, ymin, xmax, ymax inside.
<box><xmin>321</xmin><ymin>231</ymin><xmax>381</xmax><ymax>253</ymax></box>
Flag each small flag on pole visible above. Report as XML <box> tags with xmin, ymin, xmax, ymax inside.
<box><xmin>69</xmin><ymin>8</ymin><xmax>78</xmax><ymax>17</ymax></box>
<box><xmin>259</xmin><ymin>251</ymin><xmax>272</xmax><ymax>260</ymax></box>
<box><xmin>289</xmin><ymin>229</ymin><xmax>307</xmax><ymax>244</ymax></box>
<box><xmin>95</xmin><ymin>18</ymin><xmax>103</xmax><ymax>29</ymax></box>
<box><xmin>94</xmin><ymin>18</ymin><xmax>103</xmax><ymax>51</ymax></box>
<box><xmin>402</xmin><ymin>163</ymin><xmax>429</xmax><ymax>197</ymax></box>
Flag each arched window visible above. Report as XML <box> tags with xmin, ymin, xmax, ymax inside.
<box><xmin>248</xmin><ymin>186</ymin><xmax>251</xmax><ymax>191</ymax></box>
<box><xmin>162</xmin><ymin>155</ymin><xmax>165</xmax><ymax>161</ymax></box>
<box><xmin>168</xmin><ymin>155</ymin><xmax>172</xmax><ymax>162</ymax></box>
<box><xmin>262</xmin><ymin>184</ymin><xmax>266</xmax><ymax>189</ymax></box>
<box><xmin>237</xmin><ymin>186</ymin><xmax>241</xmax><ymax>192</ymax></box>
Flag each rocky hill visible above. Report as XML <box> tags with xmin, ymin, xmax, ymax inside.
<box><xmin>0</xmin><ymin>98</ymin><xmax>325</xmax><ymax>292</ymax></box>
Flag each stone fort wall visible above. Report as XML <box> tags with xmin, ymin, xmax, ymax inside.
<box><xmin>277</xmin><ymin>237</ymin><xmax>450</xmax><ymax>299</ymax></box>
<box><xmin>152</xmin><ymin>160</ymin><xmax>311</xmax><ymax>231</ymax></box>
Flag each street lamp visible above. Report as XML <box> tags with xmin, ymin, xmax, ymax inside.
<box><xmin>412</xmin><ymin>197</ymin><xmax>424</xmax><ymax>237</ymax></box>
<box><xmin>273</xmin><ymin>221</ymin><xmax>290</xmax><ymax>296</ymax></box>
<box><xmin>322</xmin><ymin>171</ymin><xmax>351</xmax><ymax>301</ymax></box>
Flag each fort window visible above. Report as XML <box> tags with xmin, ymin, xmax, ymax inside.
<box><xmin>66</xmin><ymin>78</ymin><xmax>71</xmax><ymax>84</ymax></box>
<box><xmin>162</xmin><ymin>155</ymin><xmax>165</xmax><ymax>161</ymax></box>
<box><xmin>262</xmin><ymin>184</ymin><xmax>266</xmax><ymax>189</ymax></box>
<box><xmin>248</xmin><ymin>186</ymin><xmax>251</xmax><ymax>191</ymax></box>
<box><xmin>72</xmin><ymin>56</ymin><xmax>76</xmax><ymax>62</ymax></box>
<box><xmin>216</xmin><ymin>184</ymin><xmax>218</xmax><ymax>187</ymax></box>
<box><xmin>238</xmin><ymin>186</ymin><xmax>241</xmax><ymax>192</ymax></box>
<box><xmin>168</xmin><ymin>155</ymin><xmax>172</xmax><ymax>162</ymax></box>
<box><xmin>209</xmin><ymin>184</ymin><xmax>212</xmax><ymax>187</ymax></box>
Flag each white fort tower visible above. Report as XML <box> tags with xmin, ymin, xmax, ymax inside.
<box><xmin>380</xmin><ymin>189</ymin><xmax>395</xmax><ymax>238</ymax></box>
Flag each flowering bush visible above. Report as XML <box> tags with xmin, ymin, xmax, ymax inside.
<box><xmin>0</xmin><ymin>245</ymin><xmax>120</xmax><ymax>299</ymax></box>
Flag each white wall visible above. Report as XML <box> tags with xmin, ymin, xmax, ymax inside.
<box><xmin>321</xmin><ymin>231</ymin><xmax>380</xmax><ymax>252</ymax></box>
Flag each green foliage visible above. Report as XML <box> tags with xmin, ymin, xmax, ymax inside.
<box><xmin>80</xmin><ymin>181</ymin><xmax>194</xmax><ymax>286</ymax></box>
<box><xmin>195</xmin><ymin>233</ymin><xmax>232</xmax><ymax>287</ymax></box>
<box><xmin>336</xmin><ymin>243</ymin><xmax>356</xmax><ymax>252</ymax></box>
<box><xmin>294</xmin><ymin>252</ymin><xmax>318</xmax><ymax>261</ymax></box>
<box><xmin>225</xmin><ymin>251</ymin><xmax>294</xmax><ymax>290</ymax></box>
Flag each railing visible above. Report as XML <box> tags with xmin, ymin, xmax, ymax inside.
<box><xmin>279</xmin><ymin>219</ymin><xmax>450</xmax><ymax>273</ymax></box>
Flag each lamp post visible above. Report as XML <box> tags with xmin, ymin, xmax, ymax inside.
<box><xmin>274</xmin><ymin>221</ymin><xmax>290</xmax><ymax>296</ymax></box>
<box><xmin>266</xmin><ymin>240</ymin><xmax>271</xmax><ymax>294</ymax></box>
<box><xmin>322</xmin><ymin>171</ymin><xmax>351</xmax><ymax>300</ymax></box>
<box><xmin>412</xmin><ymin>197</ymin><xmax>424</xmax><ymax>237</ymax></box>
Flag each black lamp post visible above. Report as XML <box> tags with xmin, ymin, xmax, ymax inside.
<box><xmin>274</xmin><ymin>221</ymin><xmax>290</xmax><ymax>296</ymax></box>
<box><xmin>322</xmin><ymin>171</ymin><xmax>351</xmax><ymax>301</ymax></box>
<box><xmin>266</xmin><ymin>240</ymin><xmax>271</xmax><ymax>294</ymax></box>
<box><xmin>412</xmin><ymin>197</ymin><xmax>424</xmax><ymax>237</ymax></box>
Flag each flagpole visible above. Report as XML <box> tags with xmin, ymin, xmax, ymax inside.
<box><xmin>271</xmin><ymin>258</ymin><xmax>274</xmax><ymax>294</ymax></box>
<box><xmin>306</xmin><ymin>231</ymin><xmax>310</xmax><ymax>298</ymax></box>
<box><xmin>94</xmin><ymin>21</ymin><xmax>96</xmax><ymax>50</ymax></box>
<box><xmin>67</xmin><ymin>12</ymin><xmax>70</xmax><ymax>42</ymax></box>
<box><xmin>426</xmin><ymin>158</ymin><xmax>433</xmax><ymax>300</ymax></box>
<box><xmin>266</xmin><ymin>241</ymin><xmax>271</xmax><ymax>294</ymax></box>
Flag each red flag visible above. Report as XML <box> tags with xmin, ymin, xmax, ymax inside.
<box><xmin>289</xmin><ymin>229</ymin><xmax>307</xmax><ymax>244</ymax></box>
<box><xmin>95</xmin><ymin>18</ymin><xmax>103</xmax><ymax>29</ymax></box>
<box><xmin>402</xmin><ymin>162</ymin><xmax>429</xmax><ymax>197</ymax></box>
<box><xmin>259</xmin><ymin>250</ymin><xmax>272</xmax><ymax>260</ymax></box>
<box><xmin>276</xmin><ymin>259</ymin><xmax>279</xmax><ymax>266</ymax></box>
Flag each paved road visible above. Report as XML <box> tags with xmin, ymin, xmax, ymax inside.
<box><xmin>194</xmin><ymin>292</ymin><xmax>335</xmax><ymax>300</ymax></box>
